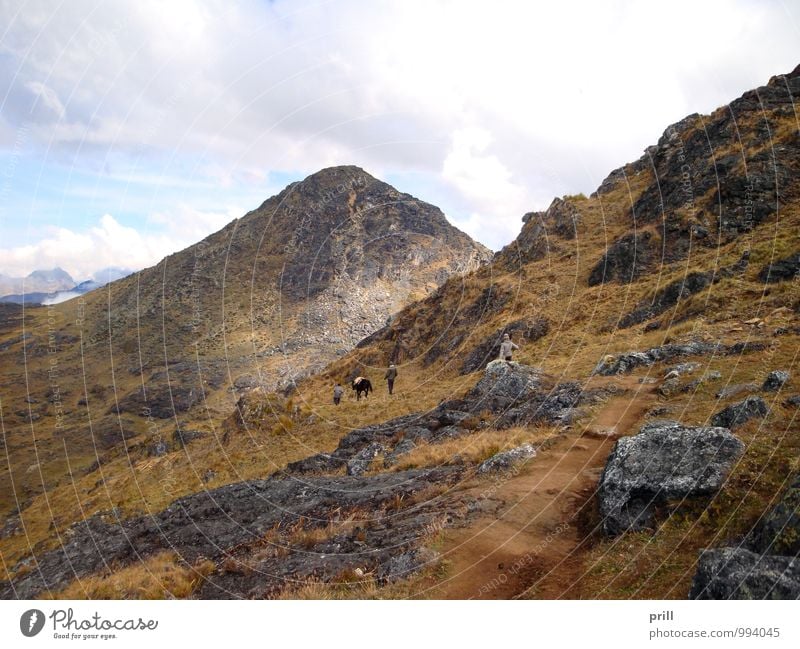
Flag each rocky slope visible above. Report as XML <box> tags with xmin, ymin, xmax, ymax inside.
<box><xmin>0</xmin><ymin>166</ymin><xmax>490</xmax><ymax>515</ymax></box>
<box><xmin>1</xmin><ymin>66</ymin><xmax>799</xmax><ymax>600</ymax></box>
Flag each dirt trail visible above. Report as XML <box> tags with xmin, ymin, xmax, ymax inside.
<box><xmin>426</xmin><ymin>375</ymin><xmax>658</xmax><ymax>599</ymax></box>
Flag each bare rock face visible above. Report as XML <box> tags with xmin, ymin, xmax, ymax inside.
<box><xmin>598</xmin><ymin>420</ymin><xmax>744</xmax><ymax>536</ymax></box>
<box><xmin>588</xmin><ymin>231</ymin><xmax>659</xmax><ymax>286</ymax></box>
<box><xmin>500</xmin><ymin>197</ymin><xmax>582</xmax><ymax>265</ymax></box>
<box><xmin>589</xmin><ymin>65</ymin><xmax>800</xmax><ymax>285</ymax></box>
<box><xmin>593</xmin><ymin>340</ymin><xmax>768</xmax><ymax>376</ymax></box>
<box><xmin>0</xmin><ymin>467</ymin><xmax>464</xmax><ymax>600</ymax></box>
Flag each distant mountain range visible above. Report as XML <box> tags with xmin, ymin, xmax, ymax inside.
<box><xmin>0</xmin><ymin>267</ymin><xmax>133</xmax><ymax>305</ymax></box>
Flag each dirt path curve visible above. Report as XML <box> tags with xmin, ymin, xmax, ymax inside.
<box><xmin>425</xmin><ymin>375</ymin><xmax>658</xmax><ymax>599</ymax></box>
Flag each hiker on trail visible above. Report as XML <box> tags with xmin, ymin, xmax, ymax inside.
<box><xmin>333</xmin><ymin>383</ymin><xmax>344</xmax><ymax>405</ymax></box>
<box><xmin>384</xmin><ymin>363</ymin><xmax>398</xmax><ymax>395</ymax></box>
<box><xmin>499</xmin><ymin>333</ymin><xmax>519</xmax><ymax>362</ymax></box>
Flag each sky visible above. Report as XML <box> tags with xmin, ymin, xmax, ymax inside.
<box><xmin>0</xmin><ymin>0</ymin><xmax>798</xmax><ymax>280</ymax></box>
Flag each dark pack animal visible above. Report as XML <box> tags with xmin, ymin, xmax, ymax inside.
<box><xmin>352</xmin><ymin>376</ymin><xmax>373</xmax><ymax>400</ymax></box>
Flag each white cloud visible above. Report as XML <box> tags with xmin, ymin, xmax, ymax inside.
<box><xmin>24</xmin><ymin>81</ymin><xmax>66</xmax><ymax>120</ymax></box>
<box><xmin>148</xmin><ymin>203</ymin><xmax>243</xmax><ymax>242</ymax></box>
<box><xmin>442</xmin><ymin>127</ymin><xmax>531</xmax><ymax>249</ymax></box>
<box><xmin>1</xmin><ymin>0</ymin><xmax>798</xmax><ymax>263</ymax></box>
<box><xmin>0</xmin><ymin>213</ymin><xmax>204</xmax><ymax>279</ymax></box>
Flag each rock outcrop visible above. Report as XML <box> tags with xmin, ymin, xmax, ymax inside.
<box><xmin>588</xmin><ymin>231</ymin><xmax>658</xmax><ymax>286</ymax></box>
<box><xmin>0</xmin><ymin>467</ymin><xmax>464</xmax><ymax>599</ymax></box>
<box><xmin>593</xmin><ymin>340</ymin><xmax>771</xmax><ymax>376</ymax></box>
<box><xmin>589</xmin><ymin>65</ymin><xmax>800</xmax><ymax>285</ymax></box>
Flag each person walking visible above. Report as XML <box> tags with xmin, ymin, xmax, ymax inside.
<box><xmin>384</xmin><ymin>363</ymin><xmax>398</xmax><ymax>395</ymax></box>
<box><xmin>333</xmin><ymin>382</ymin><xmax>344</xmax><ymax>405</ymax></box>
<box><xmin>499</xmin><ymin>333</ymin><xmax>519</xmax><ymax>363</ymax></box>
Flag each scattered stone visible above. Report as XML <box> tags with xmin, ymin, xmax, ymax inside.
<box><xmin>715</xmin><ymin>383</ymin><xmax>759</xmax><ymax>399</ymax></box>
<box><xmin>477</xmin><ymin>443</ymin><xmax>537</xmax><ymax>474</ymax></box>
<box><xmin>583</xmin><ymin>426</ymin><xmax>620</xmax><ymax>441</ymax></box>
<box><xmin>762</xmin><ymin>370</ymin><xmax>790</xmax><ymax>392</ymax></box>
<box><xmin>598</xmin><ymin>420</ymin><xmax>744</xmax><ymax>536</ymax></box>
<box><xmin>681</xmin><ymin>371</ymin><xmax>722</xmax><ymax>393</ymax></box>
<box><xmin>173</xmin><ymin>428</ymin><xmax>207</xmax><ymax>448</ymax></box>
<box><xmin>710</xmin><ymin>396</ymin><xmax>769</xmax><ymax>429</ymax></box>
<box><xmin>658</xmin><ymin>377</ymin><xmax>681</xmax><ymax>398</ymax></box>
<box><xmin>231</xmin><ymin>374</ymin><xmax>264</xmax><ymax>392</ymax></box>
<box><xmin>593</xmin><ymin>341</ymin><xmax>726</xmax><ymax>376</ymax></box>
<box><xmin>148</xmin><ymin>440</ymin><xmax>168</xmax><ymax>457</ymax></box>
<box><xmin>0</xmin><ymin>515</ymin><xmax>21</xmax><ymax>540</ymax></box>
<box><xmin>647</xmin><ymin>406</ymin><xmax>672</xmax><ymax>417</ymax></box>
<box><xmin>668</xmin><ymin>362</ymin><xmax>701</xmax><ymax>376</ymax></box>
<box><xmin>727</xmin><ymin>341</ymin><xmax>768</xmax><ymax>355</ymax></box>
<box><xmin>690</xmin><ymin>548</ymin><xmax>800</xmax><ymax>599</ymax></box>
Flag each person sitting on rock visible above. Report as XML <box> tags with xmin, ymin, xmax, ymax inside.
<box><xmin>499</xmin><ymin>333</ymin><xmax>519</xmax><ymax>363</ymax></box>
<box><xmin>333</xmin><ymin>383</ymin><xmax>344</xmax><ymax>405</ymax></box>
<box><xmin>384</xmin><ymin>363</ymin><xmax>398</xmax><ymax>395</ymax></box>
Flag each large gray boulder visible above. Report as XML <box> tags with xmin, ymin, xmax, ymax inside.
<box><xmin>710</xmin><ymin>396</ymin><xmax>769</xmax><ymax>429</ymax></box>
<box><xmin>690</xmin><ymin>548</ymin><xmax>800</xmax><ymax>599</ymax></box>
<box><xmin>598</xmin><ymin>420</ymin><xmax>744</xmax><ymax>536</ymax></box>
<box><xmin>467</xmin><ymin>360</ymin><xmax>544</xmax><ymax>411</ymax></box>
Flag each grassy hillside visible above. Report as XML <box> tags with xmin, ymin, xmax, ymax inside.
<box><xmin>1</xmin><ymin>66</ymin><xmax>798</xmax><ymax>599</ymax></box>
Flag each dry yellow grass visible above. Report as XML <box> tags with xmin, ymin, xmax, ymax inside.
<box><xmin>392</xmin><ymin>426</ymin><xmax>558</xmax><ymax>472</ymax></box>
<box><xmin>40</xmin><ymin>552</ymin><xmax>214</xmax><ymax>600</ymax></box>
